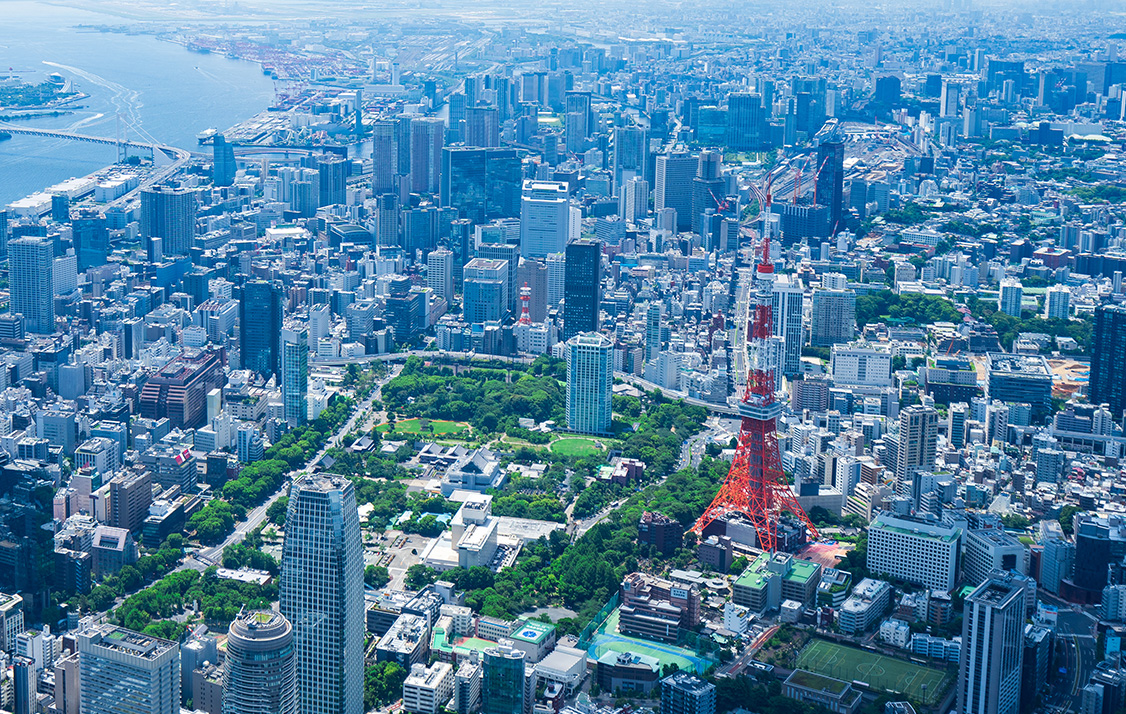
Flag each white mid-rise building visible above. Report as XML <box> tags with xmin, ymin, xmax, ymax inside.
<box><xmin>867</xmin><ymin>513</ymin><xmax>961</xmax><ymax>590</ymax></box>
<box><xmin>403</xmin><ymin>661</ymin><xmax>454</xmax><ymax>714</ymax></box>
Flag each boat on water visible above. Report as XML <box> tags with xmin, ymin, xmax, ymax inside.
<box><xmin>197</xmin><ymin>128</ymin><xmax>218</xmax><ymax>144</ymax></box>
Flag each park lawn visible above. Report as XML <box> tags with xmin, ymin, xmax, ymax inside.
<box><xmin>377</xmin><ymin>418</ymin><xmax>470</xmax><ymax>436</ymax></box>
<box><xmin>795</xmin><ymin>639</ymin><xmax>950</xmax><ymax>705</ymax></box>
<box><xmin>550</xmin><ymin>437</ymin><xmax>606</xmax><ymax>457</ymax></box>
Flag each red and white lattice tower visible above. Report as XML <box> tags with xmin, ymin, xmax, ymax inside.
<box><xmin>692</xmin><ymin>185</ymin><xmax>819</xmax><ymax>552</ymax></box>
<box><xmin>518</xmin><ymin>283</ymin><xmax>532</xmax><ymax>325</ymax></box>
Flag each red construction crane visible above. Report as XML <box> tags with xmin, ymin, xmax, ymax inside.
<box><xmin>811</xmin><ymin>156</ymin><xmax>830</xmax><ymax>206</ymax></box>
<box><xmin>693</xmin><ymin>167</ymin><xmax>820</xmax><ymax>550</ymax></box>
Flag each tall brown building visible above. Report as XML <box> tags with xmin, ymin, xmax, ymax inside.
<box><xmin>139</xmin><ymin>349</ymin><xmax>225</xmax><ymax>429</ymax></box>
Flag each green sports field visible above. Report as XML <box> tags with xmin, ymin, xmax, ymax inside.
<box><xmin>795</xmin><ymin>639</ymin><xmax>950</xmax><ymax>705</ymax></box>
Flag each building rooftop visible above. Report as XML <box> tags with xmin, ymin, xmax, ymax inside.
<box><xmin>786</xmin><ymin>669</ymin><xmax>851</xmax><ymax>696</ymax></box>
<box><xmin>870</xmin><ymin>513</ymin><xmax>961</xmax><ymax>543</ymax></box>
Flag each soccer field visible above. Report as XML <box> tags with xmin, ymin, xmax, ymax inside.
<box><xmin>795</xmin><ymin>639</ymin><xmax>950</xmax><ymax>705</ymax></box>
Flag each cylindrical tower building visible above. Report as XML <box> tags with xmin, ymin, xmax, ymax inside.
<box><xmin>222</xmin><ymin>610</ymin><xmax>297</xmax><ymax>714</ymax></box>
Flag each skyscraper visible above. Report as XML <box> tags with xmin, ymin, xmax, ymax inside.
<box><xmin>140</xmin><ymin>186</ymin><xmax>196</xmax><ymax>256</ymax></box>
<box><xmin>281</xmin><ymin>475</ymin><xmax>364</xmax><ymax>714</ymax></box>
<box><xmin>10</xmin><ymin>236</ymin><xmax>55</xmax><ymax>334</ymax></box>
<box><xmin>1092</xmin><ymin>303</ymin><xmax>1126</xmax><ymax>417</ymax></box>
<box><xmin>517</xmin><ymin>258</ymin><xmax>548</xmax><ymax>323</ymax></box>
<box><xmin>482</xmin><ymin>646</ymin><xmax>525</xmax><ymax>714</ymax></box>
<box><xmin>78</xmin><ymin>624</ymin><xmax>180</xmax><ymax>714</ymax></box>
<box><xmin>428</xmin><ymin>248</ymin><xmax>455</xmax><ymax>304</ymax></box>
<box><xmin>646</xmin><ymin>302</ymin><xmax>662</xmax><ymax>362</ymax></box>
<box><xmin>612</xmin><ymin>125</ymin><xmax>647</xmax><ymax>192</ymax></box>
<box><xmin>726</xmin><ymin>92</ymin><xmax>767</xmax><ymax>151</ymax></box>
<box><xmin>462</xmin><ymin>258</ymin><xmax>510</xmax><ymax>323</ymax></box>
<box><xmin>771</xmin><ymin>276</ymin><xmax>804</xmax><ymax>377</ymax></box>
<box><xmin>240</xmin><ymin>281</ymin><xmax>283</xmax><ymax>380</ymax></box>
<box><xmin>546</xmin><ymin>252</ymin><xmax>566</xmax><ymax>309</ymax></box>
<box><xmin>72</xmin><ymin>208</ymin><xmax>110</xmax><ymax>272</ymax></box>
<box><xmin>690</xmin><ymin>151</ymin><xmax>725</xmax><ymax>236</ymax></box>
<box><xmin>476</xmin><ymin>243</ymin><xmax>520</xmax><ymax>314</ymax></box>
<box><xmin>410</xmin><ymin>117</ymin><xmax>445</xmax><ymax>194</ymax></box>
<box><xmin>815</xmin><ymin>139</ymin><xmax>845</xmax><ymax>234</ymax></box>
<box><xmin>520</xmin><ymin>180</ymin><xmax>570</xmax><ymax>258</ymax></box>
<box><xmin>655</xmin><ymin>152</ymin><xmax>697</xmax><ymax>232</ymax></box>
<box><xmin>895</xmin><ymin>405</ymin><xmax>938</xmax><ymax>483</ymax></box>
<box><xmin>281</xmin><ymin>322</ymin><xmax>308</xmax><ymax>426</ymax></box>
<box><xmin>810</xmin><ymin>288</ymin><xmax>856</xmax><ymax>347</ymax></box>
<box><xmin>376</xmin><ymin>193</ymin><xmax>400</xmax><ymax>248</ymax></box>
<box><xmin>213</xmin><ymin>134</ymin><xmax>237</xmax><ymax>187</ymax></box>
<box><xmin>371</xmin><ymin>120</ymin><xmax>395</xmax><ymax>195</ymax></box>
<box><xmin>223</xmin><ymin>610</ymin><xmax>297</xmax><ymax>714</ymax></box>
<box><xmin>441</xmin><ymin>148</ymin><xmax>522</xmax><ymax>224</ymax></box>
<box><xmin>562</xmin><ymin>239</ymin><xmax>601</xmax><ymax>341</ymax></box>
<box><xmin>317</xmin><ymin>154</ymin><xmax>348</xmax><ymax>207</ymax></box>
<box><xmin>958</xmin><ymin>574</ymin><xmax>1026</xmax><ymax>714</ymax></box>
<box><xmin>566</xmin><ymin>333</ymin><xmax>613</xmax><ymax>435</ymax></box>
<box><xmin>465</xmin><ymin>106</ymin><xmax>500</xmax><ymax>147</ymax></box>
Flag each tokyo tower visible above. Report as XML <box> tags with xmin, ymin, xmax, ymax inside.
<box><xmin>692</xmin><ymin>190</ymin><xmax>819</xmax><ymax>552</ymax></box>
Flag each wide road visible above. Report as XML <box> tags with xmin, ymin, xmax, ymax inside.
<box><xmin>184</xmin><ymin>364</ymin><xmax>401</xmax><ymax>570</ymax></box>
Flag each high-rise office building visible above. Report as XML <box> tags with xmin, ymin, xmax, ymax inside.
<box><xmin>517</xmin><ymin>258</ymin><xmax>548</xmax><ymax>323</ymax></box>
<box><xmin>646</xmin><ymin>302</ymin><xmax>662</xmax><ymax>362</ymax></box>
<box><xmin>562</xmin><ymin>239</ymin><xmax>601</xmax><ymax>341</ymax></box>
<box><xmin>482</xmin><ymin>646</ymin><xmax>525</xmax><ymax>714</ymax></box>
<box><xmin>941</xmin><ymin>81</ymin><xmax>962</xmax><ymax>118</ymax></box>
<box><xmin>213</xmin><ymin>134</ymin><xmax>237</xmax><ymax>187</ymax></box>
<box><xmin>771</xmin><ymin>276</ymin><xmax>804</xmax><ymax>377</ymax></box>
<box><xmin>690</xmin><ymin>151</ymin><xmax>725</xmax><ymax>235</ymax></box>
<box><xmin>410</xmin><ymin>117</ymin><xmax>445</xmax><ymax>194</ymax></box>
<box><xmin>661</xmin><ymin>672</ymin><xmax>716</xmax><ymax>714</ymax></box>
<box><xmin>958</xmin><ymin>574</ymin><xmax>1025</xmax><ymax>714</ymax></box>
<box><xmin>281</xmin><ymin>475</ymin><xmax>364</xmax><ymax>714</ymax></box>
<box><xmin>78</xmin><ymin>624</ymin><xmax>180</xmax><ymax>714</ymax></box>
<box><xmin>465</xmin><ymin>106</ymin><xmax>500</xmax><ymax>147</ymax></box>
<box><xmin>72</xmin><ymin>208</ymin><xmax>110</xmax><ymax>272</ymax></box>
<box><xmin>428</xmin><ymin>248</ymin><xmax>455</xmax><ymax>304</ymax></box>
<box><xmin>810</xmin><ymin>288</ymin><xmax>856</xmax><ymax>347</ymax></box>
<box><xmin>376</xmin><ymin>193</ymin><xmax>400</xmax><ymax>248</ymax></box>
<box><xmin>462</xmin><ymin>258</ymin><xmax>510</xmax><ymax>323</ymax></box>
<box><xmin>620</xmin><ymin>177</ymin><xmax>650</xmax><ymax>222</ymax></box>
<box><xmin>998</xmin><ymin>278</ymin><xmax>1023</xmax><ymax>318</ymax></box>
<box><xmin>613</xmin><ymin>126</ymin><xmax>648</xmax><ymax>192</ymax></box>
<box><xmin>726</xmin><ymin>92</ymin><xmax>767</xmax><ymax>151</ymax></box>
<box><xmin>815</xmin><ymin>139</ymin><xmax>845</xmax><ymax>234</ymax></box>
<box><xmin>520</xmin><ymin>180</ymin><xmax>570</xmax><ymax>258</ymax></box>
<box><xmin>9</xmin><ymin>236</ymin><xmax>55</xmax><ymax>334</ymax></box>
<box><xmin>371</xmin><ymin>120</ymin><xmax>395</xmax><ymax>195</ymax></box>
<box><xmin>655</xmin><ymin>152</ymin><xmax>697</xmax><ymax>232</ymax></box>
<box><xmin>317</xmin><ymin>154</ymin><xmax>348</xmax><ymax>207</ymax></box>
<box><xmin>240</xmin><ymin>280</ymin><xmax>283</xmax><ymax>380</ymax></box>
<box><xmin>140</xmin><ymin>186</ymin><xmax>196</xmax><ymax>256</ymax></box>
<box><xmin>476</xmin><ymin>243</ymin><xmax>520</xmax><ymax>314</ymax></box>
<box><xmin>564</xmin><ymin>91</ymin><xmax>593</xmax><ymax>139</ymax></box>
<box><xmin>440</xmin><ymin>147</ymin><xmax>522</xmax><ymax>224</ymax></box>
<box><xmin>281</xmin><ymin>322</ymin><xmax>308</xmax><ymax>427</ymax></box>
<box><xmin>223</xmin><ymin>610</ymin><xmax>297</xmax><ymax>714</ymax></box>
<box><xmin>546</xmin><ymin>252</ymin><xmax>566</xmax><ymax>309</ymax></box>
<box><xmin>1092</xmin><ymin>303</ymin><xmax>1126</xmax><ymax>417</ymax></box>
<box><xmin>895</xmin><ymin>405</ymin><xmax>938</xmax><ymax>482</ymax></box>
<box><xmin>566</xmin><ymin>333</ymin><xmax>613</xmax><ymax>435</ymax></box>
